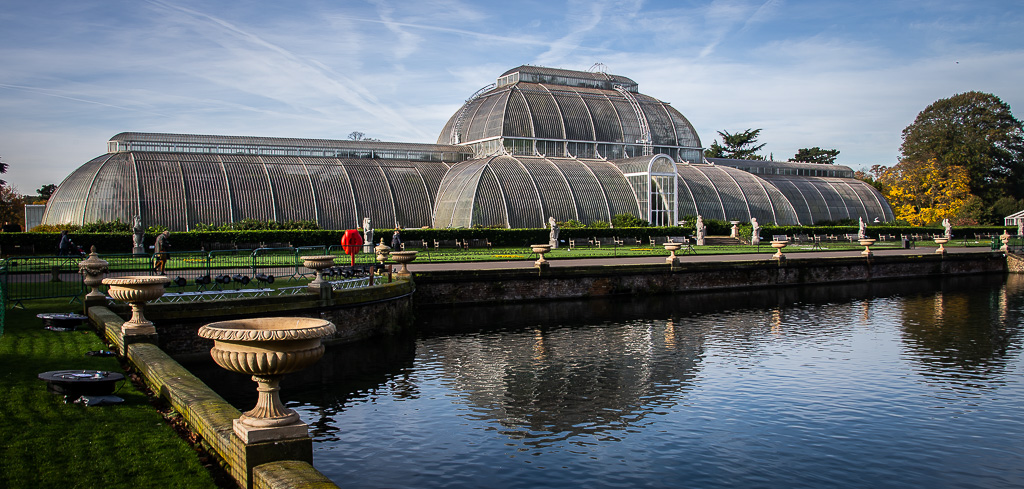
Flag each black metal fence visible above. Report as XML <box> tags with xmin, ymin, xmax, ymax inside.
<box><xmin>0</xmin><ymin>246</ymin><xmax>394</xmax><ymax>308</ymax></box>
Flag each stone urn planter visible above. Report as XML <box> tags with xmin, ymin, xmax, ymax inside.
<box><xmin>933</xmin><ymin>237</ymin><xmax>949</xmax><ymax>255</ymax></box>
<box><xmin>730</xmin><ymin>221</ymin><xmax>740</xmax><ymax>238</ymax></box>
<box><xmin>198</xmin><ymin>317</ymin><xmax>336</xmax><ymax>443</ymax></box>
<box><xmin>78</xmin><ymin>246</ymin><xmax>109</xmax><ymax>299</ymax></box>
<box><xmin>663</xmin><ymin>241</ymin><xmax>682</xmax><ymax>264</ymax></box>
<box><xmin>770</xmin><ymin>240</ymin><xmax>788</xmax><ymax>260</ymax></box>
<box><xmin>859</xmin><ymin>238</ymin><xmax>876</xmax><ymax>256</ymax></box>
<box><xmin>1000</xmin><ymin>231</ymin><xmax>1010</xmax><ymax>252</ymax></box>
<box><xmin>301</xmin><ymin>255</ymin><xmax>336</xmax><ymax>289</ymax></box>
<box><xmin>375</xmin><ymin>238</ymin><xmax>392</xmax><ymax>264</ymax></box>
<box><xmin>102</xmin><ymin>275</ymin><xmax>171</xmax><ymax>335</ymax></box>
<box><xmin>531</xmin><ymin>244</ymin><xmax>552</xmax><ymax>268</ymax></box>
<box><xmin>390</xmin><ymin>250</ymin><xmax>417</xmax><ymax>276</ymax></box>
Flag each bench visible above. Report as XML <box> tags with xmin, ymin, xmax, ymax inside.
<box><xmin>466</xmin><ymin>238</ymin><xmax>492</xmax><ymax>249</ymax></box>
<box><xmin>401</xmin><ymin>239</ymin><xmax>428</xmax><ymax>250</ymax></box>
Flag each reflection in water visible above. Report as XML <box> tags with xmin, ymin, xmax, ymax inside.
<box><xmin>898</xmin><ymin>274</ymin><xmax>1024</xmax><ymax>393</ymax></box>
<box><xmin>423</xmin><ymin>320</ymin><xmax>704</xmax><ymax>449</ymax></box>
<box><xmin>187</xmin><ymin>274</ymin><xmax>1024</xmax><ymax>488</ymax></box>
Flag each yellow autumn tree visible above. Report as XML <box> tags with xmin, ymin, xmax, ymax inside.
<box><xmin>879</xmin><ymin>158</ymin><xmax>973</xmax><ymax>226</ymax></box>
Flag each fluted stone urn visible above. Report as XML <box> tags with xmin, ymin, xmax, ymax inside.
<box><xmin>531</xmin><ymin>244</ymin><xmax>551</xmax><ymax>268</ymax></box>
<box><xmin>859</xmin><ymin>238</ymin><xmax>876</xmax><ymax>257</ymax></box>
<box><xmin>770</xmin><ymin>240</ymin><xmax>788</xmax><ymax>260</ymax></box>
<box><xmin>663</xmin><ymin>241</ymin><xmax>682</xmax><ymax>265</ymax></box>
<box><xmin>102</xmin><ymin>275</ymin><xmax>171</xmax><ymax>335</ymax></box>
<box><xmin>390</xmin><ymin>250</ymin><xmax>417</xmax><ymax>276</ymax></box>
<box><xmin>79</xmin><ymin>246</ymin><xmax>109</xmax><ymax>298</ymax></box>
<box><xmin>301</xmin><ymin>255</ymin><xmax>336</xmax><ymax>290</ymax></box>
<box><xmin>198</xmin><ymin>317</ymin><xmax>336</xmax><ymax>443</ymax></box>
<box><xmin>375</xmin><ymin>238</ymin><xmax>392</xmax><ymax>264</ymax></box>
<box><xmin>933</xmin><ymin>237</ymin><xmax>949</xmax><ymax>255</ymax></box>
<box><xmin>1000</xmin><ymin>231</ymin><xmax>1011</xmax><ymax>252</ymax></box>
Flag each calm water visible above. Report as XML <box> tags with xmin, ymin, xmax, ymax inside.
<box><xmin>189</xmin><ymin>274</ymin><xmax>1024</xmax><ymax>488</ymax></box>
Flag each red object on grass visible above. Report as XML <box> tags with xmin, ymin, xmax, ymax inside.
<box><xmin>341</xmin><ymin>230</ymin><xmax>363</xmax><ymax>266</ymax></box>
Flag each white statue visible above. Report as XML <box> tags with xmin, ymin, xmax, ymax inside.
<box><xmin>362</xmin><ymin>217</ymin><xmax>374</xmax><ymax>253</ymax></box>
<box><xmin>132</xmin><ymin>215</ymin><xmax>145</xmax><ymax>254</ymax></box>
<box><xmin>942</xmin><ymin>218</ymin><xmax>952</xmax><ymax>239</ymax></box>
<box><xmin>548</xmin><ymin>217</ymin><xmax>559</xmax><ymax>248</ymax></box>
<box><xmin>858</xmin><ymin>217</ymin><xmax>866</xmax><ymax>239</ymax></box>
<box><xmin>750</xmin><ymin>217</ymin><xmax>760</xmax><ymax>245</ymax></box>
<box><xmin>1017</xmin><ymin>219</ymin><xmax>1023</xmax><ymax>237</ymax></box>
<box><xmin>695</xmin><ymin>215</ymin><xmax>706</xmax><ymax>246</ymax></box>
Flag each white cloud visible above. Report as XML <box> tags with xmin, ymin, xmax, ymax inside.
<box><xmin>1</xmin><ymin>0</ymin><xmax>1022</xmax><ymax>193</ymax></box>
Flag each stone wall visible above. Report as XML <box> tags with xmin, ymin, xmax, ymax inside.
<box><xmin>102</xmin><ymin>279</ymin><xmax>415</xmax><ymax>356</ymax></box>
<box><xmin>1007</xmin><ymin>252</ymin><xmax>1024</xmax><ymax>273</ymax></box>
<box><xmin>88</xmin><ymin>310</ymin><xmax>339</xmax><ymax>489</ymax></box>
<box><xmin>412</xmin><ymin>252</ymin><xmax>1008</xmax><ymax>306</ymax></box>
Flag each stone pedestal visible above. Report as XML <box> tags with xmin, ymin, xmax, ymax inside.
<box><xmin>859</xmin><ymin>239</ymin><xmax>876</xmax><ymax>257</ymax></box>
<box><xmin>301</xmin><ymin>255</ymin><xmax>336</xmax><ymax>292</ymax></box>
<box><xmin>531</xmin><ymin>244</ymin><xmax>551</xmax><ymax>269</ymax></box>
<box><xmin>198</xmin><ymin>317</ymin><xmax>336</xmax><ymax>445</ymax></box>
<box><xmin>102</xmin><ymin>275</ymin><xmax>170</xmax><ymax>336</ymax></box>
<box><xmin>771</xmin><ymin>240</ymin><xmax>788</xmax><ymax>260</ymax></box>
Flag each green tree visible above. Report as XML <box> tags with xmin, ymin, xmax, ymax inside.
<box><xmin>703</xmin><ymin>129</ymin><xmax>766</xmax><ymax>160</ymax></box>
<box><xmin>36</xmin><ymin>183</ymin><xmax>57</xmax><ymax>201</ymax></box>
<box><xmin>899</xmin><ymin>91</ymin><xmax>1024</xmax><ymax>206</ymax></box>
<box><xmin>0</xmin><ymin>155</ymin><xmax>7</xmax><ymax>186</ymax></box>
<box><xmin>790</xmin><ymin>147</ymin><xmax>839</xmax><ymax>164</ymax></box>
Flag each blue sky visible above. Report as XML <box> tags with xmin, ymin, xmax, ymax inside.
<box><xmin>1</xmin><ymin>0</ymin><xmax>1022</xmax><ymax>195</ymax></box>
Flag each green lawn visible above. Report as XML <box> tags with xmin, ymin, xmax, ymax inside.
<box><xmin>0</xmin><ymin>299</ymin><xmax>220</xmax><ymax>488</ymax></box>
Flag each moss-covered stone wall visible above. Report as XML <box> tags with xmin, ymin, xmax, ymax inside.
<box><xmin>412</xmin><ymin>252</ymin><xmax>1007</xmax><ymax>306</ymax></box>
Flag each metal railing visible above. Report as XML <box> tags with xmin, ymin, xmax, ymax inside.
<box><xmin>1</xmin><ymin>247</ymin><xmax>383</xmax><ymax>308</ymax></box>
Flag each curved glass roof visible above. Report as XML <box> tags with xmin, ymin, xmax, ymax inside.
<box><xmin>43</xmin><ymin>151</ymin><xmax>452</xmax><ymax>231</ymax></box>
<box><xmin>434</xmin><ymin>155</ymin><xmax>640</xmax><ymax>228</ymax></box>
<box><xmin>706</xmin><ymin>158</ymin><xmax>894</xmax><ymax>223</ymax></box>
<box><xmin>438</xmin><ymin>71</ymin><xmax>702</xmax><ymax>155</ymax></box>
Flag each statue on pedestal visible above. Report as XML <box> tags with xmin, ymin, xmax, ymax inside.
<box><xmin>132</xmin><ymin>215</ymin><xmax>145</xmax><ymax>255</ymax></box>
<box><xmin>548</xmin><ymin>217</ymin><xmax>559</xmax><ymax>249</ymax></box>
<box><xmin>362</xmin><ymin>217</ymin><xmax>374</xmax><ymax>253</ymax></box>
<box><xmin>695</xmin><ymin>215</ymin><xmax>706</xmax><ymax>246</ymax></box>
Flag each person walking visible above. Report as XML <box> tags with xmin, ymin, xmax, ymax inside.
<box><xmin>58</xmin><ymin>230</ymin><xmax>74</xmax><ymax>256</ymax></box>
<box><xmin>153</xmin><ymin>230</ymin><xmax>171</xmax><ymax>275</ymax></box>
<box><xmin>391</xmin><ymin>228</ymin><xmax>402</xmax><ymax>250</ymax></box>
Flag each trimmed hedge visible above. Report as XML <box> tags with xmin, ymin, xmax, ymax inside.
<box><xmin>0</xmin><ymin>224</ymin><xmax>1012</xmax><ymax>256</ymax></box>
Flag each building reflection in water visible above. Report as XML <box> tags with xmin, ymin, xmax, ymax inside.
<box><xmin>897</xmin><ymin>273</ymin><xmax>1024</xmax><ymax>387</ymax></box>
<box><xmin>184</xmin><ymin>273</ymin><xmax>1020</xmax><ymax>450</ymax></box>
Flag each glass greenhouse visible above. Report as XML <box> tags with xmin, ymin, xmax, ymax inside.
<box><xmin>42</xmin><ymin>66</ymin><xmax>893</xmax><ymax>230</ymax></box>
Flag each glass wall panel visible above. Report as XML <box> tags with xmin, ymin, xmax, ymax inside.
<box><xmin>181</xmin><ymin>155</ymin><xmax>232</xmax><ymax>228</ymax></box>
<box><xmin>582</xmin><ymin>94</ymin><xmax>623</xmax><ymax>142</ymax></box>
<box><xmin>345</xmin><ymin>163</ymin><xmax>396</xmax><ymax>230</ymax></box>
<box><xmin>489</xmin><ymin>155</ymin><xmax>544</xmax><ymax>228</ymax></box>
<box><xmin>521</xmin><ymin>88</ymin><xmax>565</xmax><ymax>140</ymax></box>
<box><xmin>221</xmin><ymin>156</ymin><xmax>275</xmax><ymax>223</ymax></box>
<box><xmin>382</xmin><ymin>164</ymin><xmax>433</xmax><ymax>228</ymax></box>
<box><xmin>552</xmin><ymin>90</ymin><xmax>595</xmax><ymax>142</ymax></box>
<box><xmin>43</xmin><ymin>155</ymin><xmax>116</xmax><ymax>227</ymax></box>
<box><xmin>521</xmin><ymin>157</ymin><xmax>576</xmax><ymax>222</ymax></box>
<box><xmin>503</xmin><ymin>90</ymin><xmax>534</xmax><ymax>139</ymax></box>
<box><xmin>263</xmin><ymin>157</ymin><xmax>317</xmax><ymax>224</ymax></box>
